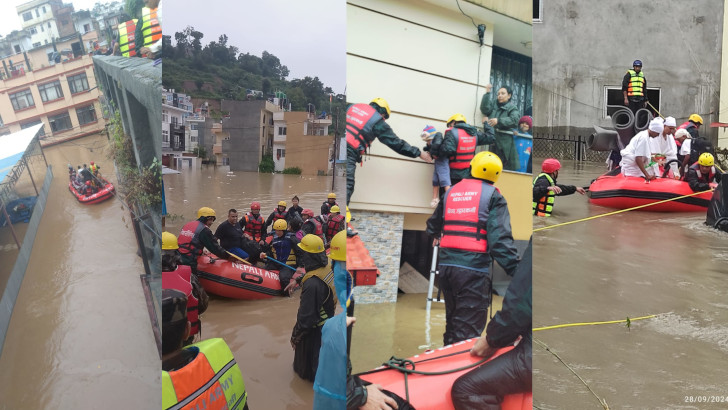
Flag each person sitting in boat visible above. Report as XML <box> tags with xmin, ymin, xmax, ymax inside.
<box><xmin>68</xmin><ymin>164</ymin><xmax>76</xmax><ymax>181</ymax></box>
<box><xmin>241</xmin><ymin>201</ymin><xmax>267</xmax><ymax>247</ymax></box>
<box><xmin>619</xmin><ymin>118</ymin><xmax>663</xmax><ymax>181</ymax></box>
<box><xmin>686</xmin><ymin>153</ymin><xmax>721</xmax><ymax>193</ymax></box>
<box><xmin>649</xmin><ymin>116</ymin><xmax>680</xmax><ymax>179</ymax></box>
<box><xmin>83</xmin><ymin>181</ymin><xmax>97</xmax><ymax>197</ymax></box>
<box><xmin>288</xmin><ymin>195</ymin><xmax>304</xmax><ymax>221</ymax></box>
<box><xmin>265</xmin><ymin>201</ymin><xmax>289</xmax><ymax>233</ymax></box>
<box><xmin>178</xmin><ymin>207</ymin><xmax>229</xmax><ymax>275</ymax></box>
<box><xmin>321</xmin><ymin>192</ymin><xmax>338</xmax><ymax>216</ymax></box>
<box><xmin>324</xmin><ymin>205</ymin><xmax>346</xmax><ymax>245</ymax></box>
<box><xmin>451</xmin><ymin>239</ymin><xmax>532</xmax><ymax>410</ymax></box>
<box><xmin>260</xmin><ymin>219</ymin><xmax>301</xmax><ymax>289</ymax></box>
<box><xmin>75</xmin><ymin>166</ymin><xmax>85</xmax><ymax>187</ymax></box>
<box><xmin>161</xmin><ymin>232</ymin><xmax>205</xmax><ymax>345</ymax></box>
<box><xmin>289</xmin><ymin>212</ymin><xmax>305</xmax><ymax>240</ymax></box>
<box><xmin>301</xmin><ymin>209</ymin><xmax>326</xmax><ymax>245</ymax></box>
<box><xmin>161</xmin><ymin>289</ymin><xmax>248</xmax><ymax>410</ymax></box>
<box><xmin>674</xmin><ymin>129</ymin><xmax>690</xmax><ymax>170</ymax></box>
<box><xmin>214</xmin><ymin>208</ymin><xmax>249</xmax><ymax>261</ymax></box>
<box><xmin>532</xmin><ymin>158</ymin><xmax>586</xmax><ymax>217</ymax></box>
<box><xmin>290</xmin><ymin>234</ymin><xmax>337</xmax><ymax>382</ymax></box>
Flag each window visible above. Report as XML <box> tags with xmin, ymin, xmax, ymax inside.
<box><xmin>67</xmin><ymin>73</ymin><xmax>89</xmax><ymax>93</ymax></box>
<box><xmin>10</xmin><ymin>89</ymin><xmax>35</xmax><ymax>111</ymax></box>
<box><xmin>191</xmin><ymin>134</ymin><xmax>197</xmax><ymax>142</ymax></box>
<box><xmin>533</xmin><ymin>0</ymin><xmax>543</xmax><ymax>22</ymax></box>
<box><xmin>171</xmin><ymin>116</ymin><xmax>178</xmax><ymax>125</ymax></box>
<box><xmin>42</xmin><ymin>6</ymin><xmax>46</xmax><ymax>13</ymax></box>
<box><xmin>162</xmin><ymin>130</ymin><xmax>169</xmax><ymax>143</ymax></box>
<box><xmin>21</xmin><ymin>119</ymin><xmax>46</xmax><ymax>136</ymax></box>
<box><xmin>32</xmin><ymin>42</ymin><xmax>41</xmax><ymax>48</ymax></box>
<box><xmin>35</xmin><ymin>9</ymin><xmax>39</xmax><ymax>18</ymax></box>
<box><xmin>49</xmin><ymin>111</ymin><xmax>72</xmax><ymax>132</ymax></box>
<box><xmin>47</xmin><ymin>22</ymin><xmax>51</xmax><ymax>28</ymax></box>
<box><xmin>14</xmin><ymin>45</ymin><xmax>21</xmax><ymax>53</ymax></box>
<box><xmin>604</xmin><ymin>87</ymin><xmax>661</xmax><ymax>119</ymax></box>
<box><xmin>162</xmin><ymin>111</ymin><xmax>168</xmax><ymax>122</ymax></box>
<box><xmin>83</xmin><ymin>24</ymin><xmax>90</xmax><ymax>33</ymax></box>
<box><xmin>29</xmin><ymin>27</ymin><xmax>38</xmax><ymax>35</ymax></box>
<box><xmin>278</xmin><ymin>126</ymin><xmax>287</xmax><ymax>135</ymax></box>
<box><xmin>40</xmin><ymin>24</ymin><xmax>44</xmax><ymax>32</ymax></box>
<box><xmin>76</xmin><ymin>105</ymin><xmax>97</xmax><ymax>125</ymax></box>
<box><xmin>190</xmin><ymin>124</ymin><xmax>197</xmax><ymax>130</ymax></box>
<box><xmin>38</xmin><ymin>80</ymin><xmax>64</xmax><ymax>102</ymax></box>
<box><xmin>23</xmin><ymin>12</ymin><xmax>32</xmax><ymax>21</ymax></box>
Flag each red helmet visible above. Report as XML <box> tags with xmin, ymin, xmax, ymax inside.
<box><xmin>251</xmin><ymin>202</ymin><xmax>261</xmax><ymax>210</ymax></box>
<box><xmin>85</xmin><ymin>181</ymin><xmax>92</xmax><ymax>185</ymax></box>
<box><xmin>302</xmin><ymin>209</ymin><xmax>314</xmax><ymax>218</ymax></box>
<box><xmin>90</xmin><ymin>161</ymin><xmax>94</xmax><ymax>165</ymax></box>
<box><xmin>541</xmin><ymin>158</ymin><xmax>561</xmax><ymax>173</ymax></box>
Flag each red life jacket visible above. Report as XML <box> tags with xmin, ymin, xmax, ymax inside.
<box><xmin>178</xmin><ymin>220</ymin><xmax>206</xmax><ymax>258</ymax></box>
<box><xmin>243</xmin><ymin>213</ymin><xmax>264</xmax><ymax>241</ymax></box>
<box><xmin>448</xmin><ymin>127</ymin><xmax>477</xmax><ymax>169</ymax></box>
<box><xmin>305</xmin><ymin>217</ymin><xmax>325</xmax><ymax>242</ymax></box>
<box><xmin>677</xmin><ymin>121</ymin><xmax>691</xmax><ymax>130</ymax></box>
<box><xmin>690</xmin><ymin>163</ymin><xmax>716</xmax><ymax>182</ymax></box>
<box><xmin>162</xmin><ymin>265</ymin><xmax>200</xmax><ymax>337</ymax></box>
<box><xmin>346</xmin><ymin>103</ymin><xmax>382</xmax><ymax>153</ymax></box>
<box><xmin>325</xmin><ymin>213</ymin><xmax>345</xmax><ymax>241</ymax></box>
<box><xmin>440</xmin><ymin>179</ymin><xmax>496</xmax><ymax>253</ymax></box>
<box><xmin>321</xmin><ymin>201</ymin><xmax>338</xmax><ymax>214</ymax></box>
<box><xmin>271</xmin><ymin>209</ymin><xmax>288</xmax><ymax>223</ymax></box>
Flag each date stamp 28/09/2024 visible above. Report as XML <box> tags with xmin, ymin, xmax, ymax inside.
<box><xmin>684</xmin><ymin>396</ymin><xmax>728</xmax><ymax>404</ymax></box>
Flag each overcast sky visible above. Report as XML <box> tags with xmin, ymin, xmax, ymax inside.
<box><xmin>166</xmin><ymin>0</ymin><xmax>346</xmax><ymax>94</ymax></box>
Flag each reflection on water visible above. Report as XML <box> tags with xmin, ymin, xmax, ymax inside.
<box><xmin>533</xmin><ymin>159</ymin><xmax>728</xmax><ymax>409</ymax></box>
<box><xmin>165</xmin><ymin>165</ymin><xmax>345</xmax><ymax>409</ymax></box>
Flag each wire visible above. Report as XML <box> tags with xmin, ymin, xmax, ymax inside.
<box><xmin>454</xmin><ymin>0</ymin><xmax>478</xmax><ymax>28</ymax></box>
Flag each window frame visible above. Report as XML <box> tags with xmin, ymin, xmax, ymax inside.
<box><xmin>76</xmin><ymin>104</ymin><xmax>97</xmax><ymax>125</ymax></box>
<box><xmin>48</xmin><ymin>111</ymin><xmax>72</xmax><ymax>133</ymax></box>
<box><xmin>533</xmin><ymin>0</ymin><xmax>543</xmax><ymax>23</ymax></box>
<box><xmin>22</xmin><ymin>12</ymin><xmax>32</xmax><ymax>21</ymax></box>
<box><xmin>38</xmin><ymin>80</ymin><xmax>64</xmax><ymax>102</ymax></box>
<box><xmin>10</xmin><ymin>89</ymin><xmax>35</xmax><ymax>111</ymax></box>
<box><xmin>67</xmin><ymin>72</ymin><xmax>89</xmax><ymax>94</ymax></box>
<box><xmin>603</xmin><ymin>86</ymin><xmax>662</xmax><ymax>119</ymax></box>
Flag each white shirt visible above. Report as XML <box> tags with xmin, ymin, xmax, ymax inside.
<box><xmin>650</xmin><ymin>132</ymin><xmax>679</xmax><ymax>176</ymax></box>
<box><xmin>679</xmin><ymin>138</ymin><xmax>692</xmax><ymax>156</ymax></box>
<box><xmin>620</xmin><ymin>131</ymin><xmax>654</xmax><ymax>177</ymax></box>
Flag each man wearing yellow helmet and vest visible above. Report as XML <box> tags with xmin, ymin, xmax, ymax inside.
<box><xmin>426</xmin><ymin>151</ymin><xmax>519</xmax><ymax>345</ymax></box>
<box><xmin>161</xmin><ymin>289</ymin><xmax>248</xmax><ymax>410</ymax></box>
<box><xmin>265</xmin><ymin>201</ymin><xmax>289</xmax><ymax>233</ymax></box>
<box><xmin>290</xmin><ymin>234</ymin><xmax>337</xmax><ymax>382</ymax></box>
<box><xmin>679</xmin><ymin>114</ymin><xmax>715</xmax><ymax>175</ymax></box>
<box><xmin>623</xmin><ymin>60</ymin><xmax>647</xmax><ymax>114</ymax></box>
<box><xmin>439</xmin><ymin>113</ymin><xmax>495</xmax><ymax>187</ymax></box>
<box><xmin>532</xmin><ymin>158</ymin><xmax>586</xmax><ymax>217</ymax></box>
<box><xmin>178</xmin><ymin>207</ymin><xmax>229</xmax><ymax>275</ymax></box>
<box><xmin>260</xmin><ymin>219</ymin><xmax>302</xmax><ymax>290</ymax></box>
<box><xmin>686</xmin><ymin>153</ymin><xmax>721</xmax><ymax>192</ymax></box>
<box><xmin>346</xmin><ymin>97</ymin><xmax>433</xmax><ymax>204</ymax></box>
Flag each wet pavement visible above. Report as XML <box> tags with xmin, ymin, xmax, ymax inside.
<box><xmin>0</xmin><ymin>133</ymin><xmax>159</xmax><ymax>409</ymax></box>
<box><xmin>533</xmin><ymin>159</ymin><xmax>728</xmax><ymax>409</ymax></box>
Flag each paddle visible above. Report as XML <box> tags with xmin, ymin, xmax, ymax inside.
<box><xmin>226</xmin><ymin>251</ymin><xmax>252</xmax><ymax>265</ymax></box>
<box><xmin>261</xmin><ymin>255</ymin><xmax>297</xmax><ymax>271</ymax></box>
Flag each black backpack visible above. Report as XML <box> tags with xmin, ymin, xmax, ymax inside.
<box><xmin>689</xmin><ymin>137</ymin><xmax>714</xmax><ymax>164</ymax></box>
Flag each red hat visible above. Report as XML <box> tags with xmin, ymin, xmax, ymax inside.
<box><xmin>541</xmin><ymin>158</ymin><xmax>561</xmax><ymax>173</ymax></box>
<box><xmin>518</xmin><ymin>116</ymin><xmax>532</xmax><ymax>128</ymax></box>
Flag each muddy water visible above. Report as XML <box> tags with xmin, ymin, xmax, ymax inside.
<box><xmin>0</xmin><ymin>133</ymin><xmax>159</xmax><ymax>409</ymax></box>
<box><xmin>164</xmin><ymin>165</ymin><xmax>345</xmax><ymax>409</ymax></box>
<box><xmin>533</xmin><ymin>159</ymin><xmax>728</xmax><ymax>409</ymax></box>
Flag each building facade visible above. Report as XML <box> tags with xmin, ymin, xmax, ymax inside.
<box><xmin>220</xmin><ymin>99</ymin><xmax>281</xmax><ymax>172</ymax></box>
<box><xmin>272</xmin><ymin>110</ymin><xmax>334</xmax><ymax>174</ymax></box>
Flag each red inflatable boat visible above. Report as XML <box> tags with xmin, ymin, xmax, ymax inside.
<box><xmin>196</xmin><ymin>254</ymin><xmax>282</xmax><ymax>299</ymax></box>
<box><xmin>69</xmin><ymin>176</ymin><xmax>115</xmax><ymax>204</ymax></box>
<box><xmin>358</xmin><ymin>338</ymin><xmax>532</xmax><ymax>410</ymax></box>
<box><xmin>588</xmin><ymin>173</ymin><xmax>715</xmax><ymax>212</ymax></box>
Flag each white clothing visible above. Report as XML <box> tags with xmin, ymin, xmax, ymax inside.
<box><xmin>679</xmin><ymin>138</ymin><xmax>691</xmax><ymax>156</ymax></box>
<box><xmin>650</xmin><ymin>132</ymin><xmax>679</xmax><ymax>177</ymax></box>
<box><xmin>620</xmin><ymin>131</ymin><xmax>655</xmax><ymax>177</ymax></box>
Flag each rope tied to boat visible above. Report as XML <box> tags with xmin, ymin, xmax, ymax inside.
<box><xmin>533</xmin><ymin>314</ymin><xmax>656</xmax><ymax>331</ymax></box>
<box><xmin>534</xmin><ymin>188</ymin><xmax>713</xmax><ymax>232</ymax></box>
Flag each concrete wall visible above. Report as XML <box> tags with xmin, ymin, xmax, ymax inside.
<box><xmin>222</xmin><ymin>100</ymin><xmax>266</xmax><ymax>172</ymax></box>
<box><xmin>533</xmin><ymin>0</ymin><xmax>724</xmax><ymax>143</ymax></box>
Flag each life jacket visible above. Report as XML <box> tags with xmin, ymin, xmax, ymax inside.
<box><xmin>118</xmin><ymin>19</ymin><xmax>138</xmax><ymax>57</ymax></box>
<box><xmin>626</xmin><ymin>69</ymin><xmax>645</xmax><ymax>97</ymax></box>
<box><xmin>162</xmin><ymin>266</ymin><xmax>200</xmax><ymax>337</ymax></box>
<box><xmin>690</xmin><ymin>163</ymin><xmax>717</xmax><ymax>182</ymax></box>
<box><xmin>85</xmin><ymin>185</ymin><xmax>95</xmax><ymax>196</ymax></box>
<box><xmin>321</xmin><ymin>201</ymin><xmax>338</xmax><ymax>214</ymax></box>
<box><xmin>533</xmin><ymin>173</ymin><xmax>556</xmax><ymax>217</ymax></box>
<box><xmin>448</xmin><ymin>127</ymin><xmax>477</xmax><ymax>169</ymax></box>
<box><xmin>346</xmin><ymin>103</ymin><xmax>382</xmax><ymax>154</ymax></box>
<box><xmin>271</xmin><ymin>209</ymin><xmax>288</xmax><ymax>224</ymax></box>
<box><xmin>243</xmin><ymin>213</ymin><xmax>264</xmax><ymax>241</ymax></box>
<box><xmin>325</xmin><ymin>213</ymin><xmax>345</xmax><ymax>241</ymax></box>
<box><xmin>677</xmin><ymin>121</ymin><xmax>691</xmax><ymax>130</ymax></box>
<box><xmin>304</xmin><ymin>217</ymin><xmax>325</xmax><ymax>243</ymax></box>
<box><xmin>162</xmin><ymin>338</ymin><xmax>247</xmax><ymax>410</ymax></box>
<box><xmin>141</xmin><ymin>7</ymin><xmax>161</xmax><ymax>47</ymax></box>
<box><xmin>178</xmin><ymin>220</ymin><xmax>206</xmax><ymax>258</ymax></box>
<box><xmin>440</xmin><ymin>179</ymin><xmax>496</xmax><ymax>253</ymax></box>
<box><xmin>271</xmin><ymin>232</ymin><xmax>297</xmax><ymax>267</ymax></box>
<box><xmin>300</xmin><ymin>264</ymin><xmax>337</xmax><ymax>326</ymax></box>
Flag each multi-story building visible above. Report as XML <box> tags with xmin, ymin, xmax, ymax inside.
<box><xmin>0</xmin><ymin>31</ymin><xmax>33</xmax><ymax>59</ymax></box>
<box><xmin>272</xmin><ymin>110</ymin><xmax>334</xmax><ymax>175</ymax></box>
<box><xmin>162</xmin><ymin>89</ymin><xmax>193</xmax><ymax>155</ymax></box>
<box><xmin>220</xmin><ymin>100</ymin><xmax>281</xmax><ymax>172</ymax></box>
<box><xmin>15</xmin><ymin>0</ymin><xmax>78</xmax><ymax>50</ymax></box>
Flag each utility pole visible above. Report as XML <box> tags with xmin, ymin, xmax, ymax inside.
<box><xmin>331</xmin><ymin>107</ymin><xmax>339</xmax><ymax>191</ymax></box>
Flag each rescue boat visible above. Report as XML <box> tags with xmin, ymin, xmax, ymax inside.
<box><xmin>588</xmin><ymin>172</ymin><xmax>715</xmax><ymax>212</ymax></box>
<box><xmin>68</xmin><ymin>177</ymin><xmax>115</xmax><ymax>204</ymax></box>
<box><xmin>196</xmin><ymin>254</ymin><xmax>283</xmax><ymax>299</ymax></box>
<box><xmin>358</xmin><ymin>338</ymin><xmax>532</xmax><ymax>410</ymax></box>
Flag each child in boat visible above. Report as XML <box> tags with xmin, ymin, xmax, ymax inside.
<box><xmin>422</xmin><ymin>125</ymin><xmax>450</xmax><ymax>208</ymax></box>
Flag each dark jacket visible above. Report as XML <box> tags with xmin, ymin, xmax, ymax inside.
<box><xmin>685</xmin><ymin>165</ymin><xmax>720</xmax><ymax>192</ymax></box>
<box><xmin>214</xmin><ymin>220</ymin><xmax>244</xmax><ymax>250</ymax></box>
<box><xmin>439</xmin><ymin>122</ymin><xmax>496</xmax><ymax>181</ymax></box>
<box><xmin>532</xmin><ymin>173</ymin><xmax>578</xmax><ymax>201</ymax></box>
<box><xmin>288</xmin><ymin>205</ymin><xmax>304</xmax><ymax>221</ymax></box>
<box><xmin>347</xmin><ymin>115</ymin><xmax>421</xmax><ymax>163</ymax></box>
<box><xmin>480</xmin><ymin>94</ymin><xmax>521</xmax><ymax>133</ymax></box>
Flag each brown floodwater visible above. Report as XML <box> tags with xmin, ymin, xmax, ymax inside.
<box><xmin>164</xmin><ymin>165</ymin><xmax>345</xmax><ymax>409</ymax></box>
<box><xmin>533</xmin><ymin>159</ymin><xmax>728</xmax><ymax>409</ymax></box>
<box><xmin>0</xmin><ymin>133</ymin><xmax>160</xmax><ymax>409</ymax></box>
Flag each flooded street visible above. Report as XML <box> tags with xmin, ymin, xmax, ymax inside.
<box><xmin>533</xmin><ymin>159</ymin><xmax>728</xmax><ymax>409</ymax></box>
<box><xmin>164</xmin><ymin>165</ymin><xmax>344</xmax><ymax>409</ymax></box>
<box><xmin>0</xmin><ymin>133</ymin><xmax>159</xmax><ymax>409</ymax></box>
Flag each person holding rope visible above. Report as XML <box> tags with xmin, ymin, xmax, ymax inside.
<box><xmin>686</xmin><ymin>153</ymin><xmax>721</xmax><ymax>192</ymax></box>
<box><xmin>178</xmin><ymin>207</ymin><xmax>230</xmax><ymax>275</ymax></box>
<box><xmin>532</xmin><ymin>158</ymin><xmax>586</xmax><ymax>217</ymax></box>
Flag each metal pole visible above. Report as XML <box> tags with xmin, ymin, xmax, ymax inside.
<box><xmin>22</xmin><ymin>156</ymin><xmax>39</xmax><ymax>196</ymax></box>
<box><xmin>1</xmin><ymin>203</ymin><xmax>21</xmax><ymax>249</ymax></box>
<box><xmin>426</xmin><ymin>245</ymin><xmax>439</xmax><ymax>314</ymax></box>
<box><xmin>331</xmin><ymin>109</ymin><xmax>339</xmax><ymax>191</ymax></box>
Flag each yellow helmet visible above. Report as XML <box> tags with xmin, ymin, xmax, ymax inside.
<box><xmin>278</xmin><ymin>201</ymin><xmax>287</xmax><ymax>207</ymax></box>
<box><xmin>689</xmin><ymin>114</ymin><xmax>704</xmax><ymax>125</ymax></box>
<box><xmin>370</xmin><ymin>97</ymin><xmax>391</xmax><ymax>119</ymax></box>
<box><xmin>470</xmin><ymin>151</ymin><xmax>503</xmax><ymax>183</ymax></box>
<box><xmin>330</xmin><ymin>205</ymin><xmax>340</xmax><ymax>213</ymax></box>
<box><xmin>447</xmin><ymin>113</ymin><xmax>467</xmax><ymax>125</ymax></box>
<box><xmin>329</xmin><ymin>230</ymin><xmax>346</xmax><ymax>261</ymax></box>
<box><xmin>273</xmin><ymin>219</ymin><xmax>288</xmax><ymax>231</ymax></box>
<box><xmin>197</xmin><ymin>207</ymin><xmax>216</xmax><ymax>219</ymax></box>
<box><xmin>327</xmin><ymin>192</ymin><xmax>337</xmax><ymax>199</ymax></box>
<box><xmin>162</xmin><ymin>231</ymin><xmax>179</xmax><ymax>250</ymax></box>
<box><xmin>698</xmin><ymin>152</ymin><xmax>714</xmax><ymax>166</ymax></box>
<box><xmin>346</xmin><ymin>206</ymin><xmax>351</xmax><ymax>223</ymax></box>
<box><xmin>298</xmin><ymin>234</ymin><xmax>325</xmax><ymax>254</ymax></box>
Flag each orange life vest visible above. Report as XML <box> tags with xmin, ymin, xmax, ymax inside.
<box><xmin>448</xmin><ymin>127</ymin><xmax>477</xmax><ymax>169</ymax></box>
<box><xmin>325</xmin><ymin>213</ymin><xmax>345</xmax><ymax>241</ymax></box>
<box><xmin>346</xmin><ymin>103</ymin><xmax>382</xmax><ymax>154</ymax></box>
<box><xmin>243</xmin><ymin>213</ymin><xmax>264</xmax><ymax>241</ymax></box>
<box><xmin>440</xmin><ymin>179</ymin><xmax>496</xmax><ymax>253</ymax></box>
<box><xmin>178</xmin><ymin>220</ymin><xmax>206</xmax><ymax>258</ymax></box>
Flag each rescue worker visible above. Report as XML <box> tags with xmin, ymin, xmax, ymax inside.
<box><xmin>532</xmin><ymin>158</ymin><xmax>586</xmax><ymax>217</ymax></box>
<box><xmin>622</xmin><ymin>59</ymin><xmax>647</xmax><ymax>114</ymax></box>
<box><xmin>290</xmin><ymin>234</ymin><xmax>337</xmax><ymax>382</ymax></box>
<box><xmin>301</xmin><ymin>208</ymin><xmax>326</xmax><ymax>244</ymax></box>
<box><xmin>686</xmin><ymin>153</ymin><xmax>721</xmax><ymax>192</ymax></box>
<box><xmin>426</xmin><ymin>151</ymin><xmax>519</xmax><ymax>345</ymax></box>
<box><xmin>260</xmin><ymin>219</ymin><xmax>301</xmax><ymax>290</ymax></box>
<box><xmin>321</xmin><ymin>193</ymin><xmax>338</xmax><ymax>216</ymax></box>
<box><xmin>161</xmin><ymin>232</ymin><xmax>203</xmax><ymax>345</ymax></box>
<box><xmin>178</xmin><ymin>207</ymin><xmax>229</xmax><ymax>275</ymax></box>
<box><xmin>324</xmin><ymin>205</ymin><xmax>346</xmax><ymax>244</ymax></box>
<box><xmin>84</xmin><ymin>181</ymin><xmax>96</xmax><ymax>197</ymax></box>
<box><xmin>679</xmin><ymin>114</ymin><xmax>714</xmax><ymax>174</ymax></box>
<box><xmin>678</xmin><ymin>113</ymin><xmax>703</xmax><ymax>140</ymax></box>
<box><xmin>451</xmin><ymin>239</ymin><xmax>532</xmax><ymax>410</ymax></box>
<box><xmin>79</xmin><ymin>164</ymin><xmax>93</xmax><ymax>184</ymax></box>
<box><xmin>242</xmin><ymin>202</ymin><xmax>266</xmax><ymax>245</ymax></box>
<box><xmin>346</xmin><ymin>97</ymin><xmax>432</xmax><ymax>204</ymax></box>
<box><xmin>161</xmin><ymin>289</ymin><xmax>248</xmax><ymax>410</ymax></box>
<box><xmin>266</xmin><ymin>201</ymin><xmax>289</xmax><ymax>232</ymax></box>
<box><xmin>440</xmin><ymin>113</ymin><xmax>495</xmax><ymax>186</ymax></box>
<box><xmin>214</xmin><ymin>209</ymin><xmax>249</xmax><ymax>260</ymax></box>
<box><xmin>619</xmin><ymin>118</ymin><xmax>663</xmax><ymax>180</ymax></box>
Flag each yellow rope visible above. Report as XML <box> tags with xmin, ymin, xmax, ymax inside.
<box><xmin>646</xmin><ymin>101</ymin><xmax>663</xmax><ymax>119</ymax></box>
<box><xmin>534</xmin><ymin>188</ymin><xmax>713</xmax><ymax>232</ymax></box>
<box><xmin>534</xmin><ymin>315</ymin><xmax>656</xmax><ymax>331</ymax></box>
